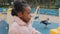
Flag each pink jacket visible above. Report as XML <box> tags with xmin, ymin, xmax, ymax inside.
<box><xmin>9</xmin><ymin>16</ymin><xmax>41</xmax><ymax>34</ymax></box>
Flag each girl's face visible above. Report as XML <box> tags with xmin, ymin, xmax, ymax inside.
<box><xmin>18</xmin><ymin>6</ymin><xmax>31</xmax><ymax>23</ymax></box>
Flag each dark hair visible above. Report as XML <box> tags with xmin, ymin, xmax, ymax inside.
<box><xmin>11</xmin><ymin>8</ymin><xmax>17</xmax><ymax>16</ymax></box>
<box><xmin>11</xmin><ymin>0</ymin><xmax>28</xmax><ymax>16</ymax></box>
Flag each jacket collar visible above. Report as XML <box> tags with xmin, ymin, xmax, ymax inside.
<box><xmin>13</xmin><ymin>16</ymin><xmax>27</xmax><ymax>26</ymax></box>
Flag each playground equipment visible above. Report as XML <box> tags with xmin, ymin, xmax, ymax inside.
<box><xmin>0</xmin><ymin>8</ymin><xmax>7</xmax><ymax>21</ymax></box>
<box><xmin>29</xmin><ymin>6</ymin><xmax>40</xmax><ymax>23</ymax></box>
<box><xmin>0</xmin><ymin>13</ymin><xmax>2</xmax><ymax>21</ymax></box>
<box><xmin>50</xmin><ymin>27</ymin><xmax>60</xmax><ymax>34</ymax></box>
<box><xmin>6</xmin><ymin>6</ymin><xmax>14</xmax><ymax>27</ymax></box>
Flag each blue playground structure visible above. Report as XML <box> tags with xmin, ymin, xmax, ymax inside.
<box><xmin>0</xmin><ymin>8</ymin><xmax>3</xmax><ymax>12</ymax></box>
<box><xmin>31</xmin><ymin>8</ymin><xmax>59</xmax><ymax>16</ymax></box>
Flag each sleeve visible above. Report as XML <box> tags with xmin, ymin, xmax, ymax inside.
<box><xmin>8</xmin><ymin>26</ymin><xmax>19</xmax><ymax>34</ymax></box>
<box><xmin>8</xmin><ymin>29</ymin><xmax>18</xmax><ymax>34</ymax></box>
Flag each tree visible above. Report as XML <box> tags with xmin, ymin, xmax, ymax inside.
<box><xmin>55</xmin><ymin>0</ymin><xmax>60</xmax><ymax>8</ymax></box>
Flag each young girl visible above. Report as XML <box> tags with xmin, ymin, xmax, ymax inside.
<box><xmin>9</xmin><ymin>0</ymin><xmax>41</xmax><ymax>34</ymax></box>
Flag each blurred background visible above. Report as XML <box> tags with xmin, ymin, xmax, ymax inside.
<box><xmin>0</xmin><ymin>0</ymin><xmax>60</xmax><ymax>9</ymax></box>
<box><xmin>0</xmin><ymin>0</ymin><xmax>60</xmax><ymax>34</ymax></box>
